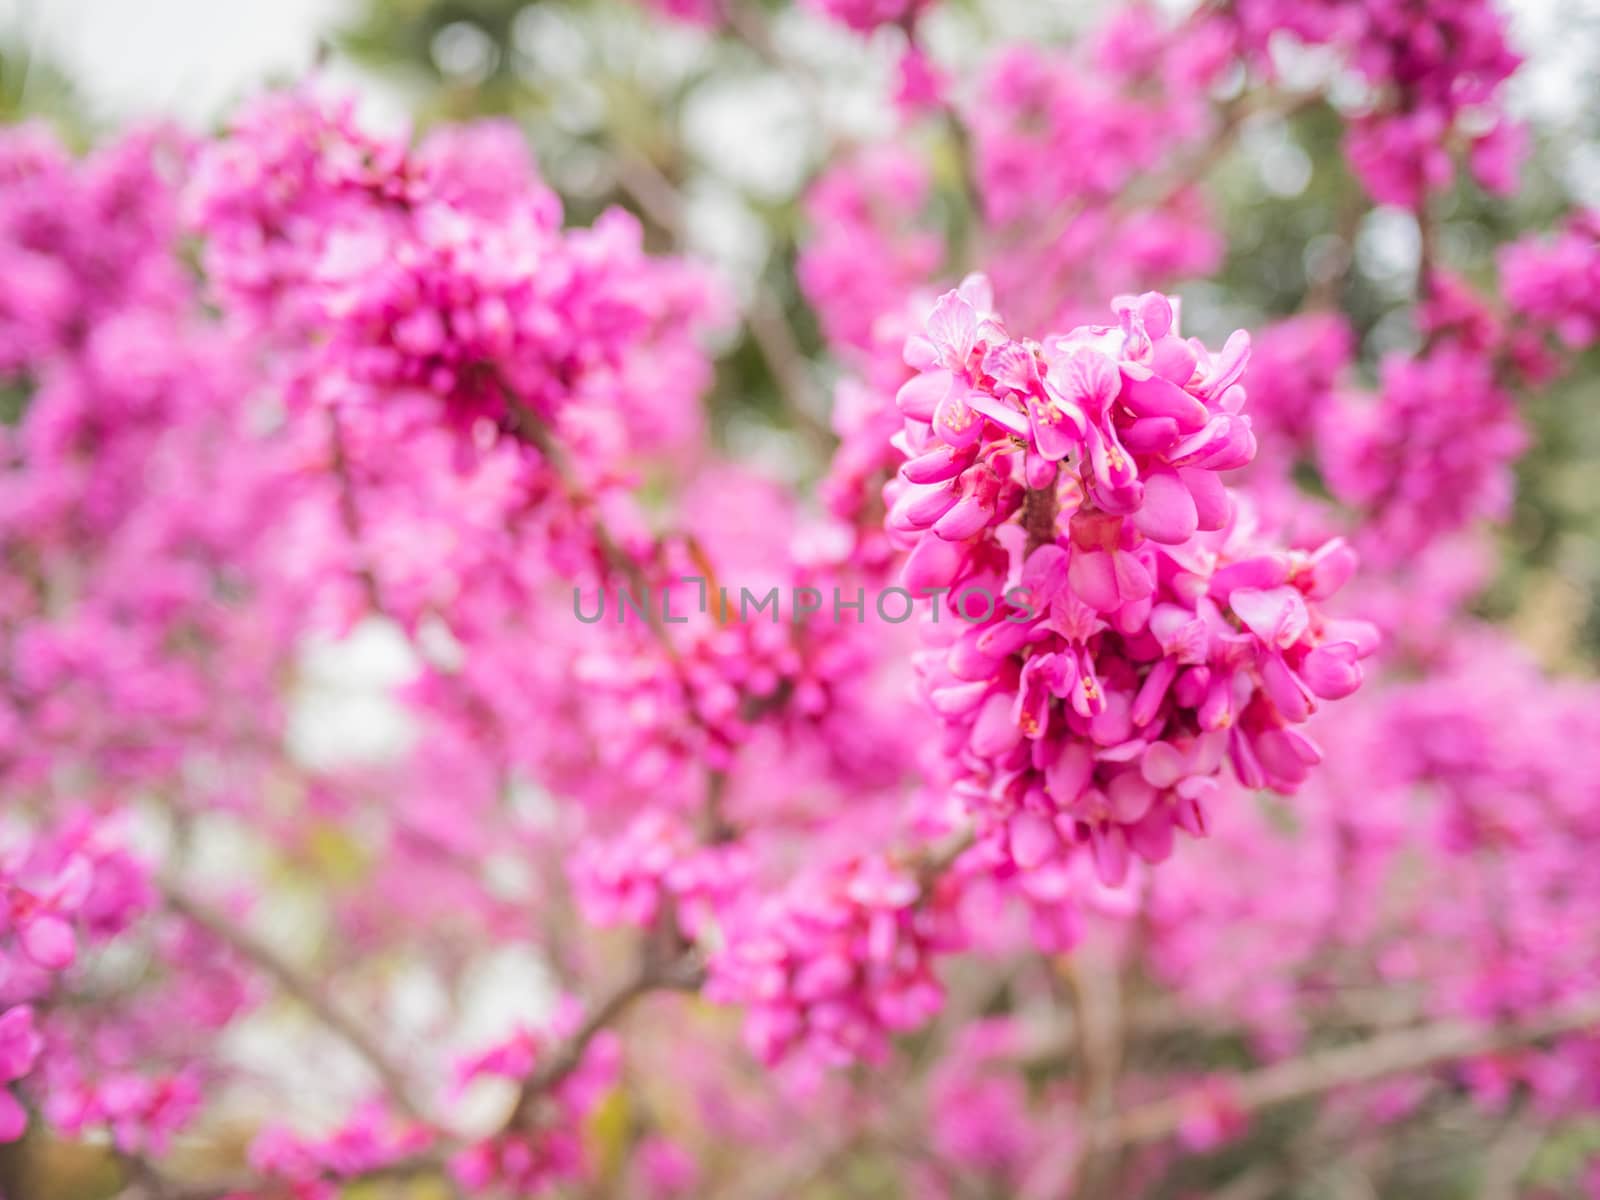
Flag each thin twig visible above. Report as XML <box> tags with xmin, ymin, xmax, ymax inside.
<box><xmin>504</xmin><ymin>951</ymin><xmax>705</xmax><ymax>1131</ymax></box>
<box><xmin>160</xmin><ymin>879</ymin><xmax>426</xmax><ymax>1121</ymax></box>
<box><xmin>325</xmin><ymin>406</ymin><xmax>385</xmax><ymax>615</ymax></box>
<box><xmin>1084</xmin><ymin>997</ymin><xmax>1600</xmax><ymax>1152</ymax></box>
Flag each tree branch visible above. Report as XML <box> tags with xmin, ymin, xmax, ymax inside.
<box><xmin>160</xmin><ymin>879</ymin><xmax>426</xmax><ymax>1122</ymax></box>
<box><xmin>504</xmin><ymin>950</ymin><xmax>705</xmax><ymax>1131</ymax></box>
<box><xmin>1085</xmin><ymin>997</ymin><xmax>1600</xmax><ymax>1152</ymax></box>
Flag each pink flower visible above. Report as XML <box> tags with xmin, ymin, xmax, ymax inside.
<box><xmin>0</xmin><ymin>1006</ymin><xmax>42</xmax><ymax>1142</ymax></box>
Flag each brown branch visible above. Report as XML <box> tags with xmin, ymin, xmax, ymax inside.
<box><xmin>504</xmin><ymin>950</ymin><xmax>705</xmax><ymax>1131</ymax></box>
<box><xmin>1084</xmin><ymin>996</ymin><xmax>1600</xmax><ymax>1153</ymax></box>
<box><xmin>325</xmin><ymin>406</ymin><xmax>385</xmax><ymax>616</ymax></box>
<box><xmin>498</xmin><ymin>383</ymin><xmax>683</xmax><ymax>661</ymax></box>
<box><xmin>160</xmin><ymin>879</ymin><xmax>426</xmax><ymax>1122</ymax></box>
<box><xmin>116</xmin><ymin>1152</ymin><xmax>447</xmax><ymax>1200</ymax></box>
<box><xmin>1022</xmin><ymin>485</ymin><xmax>1060</xmax><ymax>555</ymax></box>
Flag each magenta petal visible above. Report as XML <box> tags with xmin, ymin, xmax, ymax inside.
<box><xmin>1085</xmin><ymin>425</ymin><xmax>1141</xmax><ymax>512</ymax></box>
<box><xmin>1029</xmin><ymin>398</ymin><xmax>1082</xmax><ymax>461</ymax></box>
<box><xmin>1198</xmin><ymin>329</ymin><xmax>1251</xmax><ymax>400</ymax></box>
<box><xmin>1009</xmin><ymin>809</ymin><xmax>1057</xmax><ymax>870</ymax></box>
<box><xmin>1062</xmin><ymin>348</ymin><xmax>1122</xmax><ymax>409</ymax></box>
<box><xmin>927</xmin><ymin>289</ymin><xmax>977</xmax><ymax>364</ymax></box>
<box><xmin>1022</xmin><ymin>544</ymin><xmax>1069</xmax><ymax>606</ymax></box>
<box><xmin>1090</xmin><ymin>824</ymin><xmax>1130</xmax><ymax>887</ymax></box>
<box><xmin>1141</xmin><ymin>740</ymin><xmax>1185</xmax><ymax>789</ymax></box>
<box><xmin>1014</xmin><ymin>658</ymin><xmax>1052</xmax><ymax>740</ymax></box>
<box><xmin>1149</xmin><ymin>334</ymin><xmax>1199</xmax><ymax>385</ymax></box>
<box><xmin>1045</xmin><ymin>740</ymin><xmax>1094</xmax><ymax>801</ymax></box>
<box><xmin>902</xmin><ymin>444</ymin><xmax>972</xmax><ymax>485</ymax></box>
<box><xmin>22</xmin><ymin>916</ymin><xmax>75</xmax><ymax>972</ymax></box>
<box><xmin>1024</xmin><ymin>449</ymin><xmax>1059</xmax><ymax>489</ymax></box>
<box><xmin>975</xmin><ymin>620</ymin><xmax>1034</xmax><ymax>658</ymax></box>
<box><xmin>1229</xmin><ymin>586</ymin><xmax>1309</xmax><ymax>649</ymax></box>
<box><xmin>889</xmin><ymin>481</ymin><xmax>959</xmax><ymax>531</ymax></box>
<box><xmin>933</xmin><ymin>495</ymin><xmax>993</xmax><ymax>541</ymax></box>
<box><xmin>1107</xmin><ymin>771</ymin><xmax>1157</xmax><ymax>824</ymax></box>
<box><xmin>1254</xmin><ymin>728</ymin><xmax>1314</xmax><ymax>789</ymax></box>
<box><xmin>1127</xmin><ymin>806</ymin><xmax>1176</xmax><ymax>864</ymax></box>
<box><xmin>929</xmin><ymin>680</ymin><xmax>992</xmax><ymax>716</ymax></box>
<box><xmin>934</xmin><ymin>383</ymin><xmax>983</xmax><ymax>448</ymax></box>
<box><xmin>1121</xmin><ymin>371</ymin><xmax>1208</xmax><ymax>429</ymax></box>
<box><xmin>0</xmin><ymin>1090</ymin><xmax>26</xmax><ymax>1143</ymax></box>
<box><xmin>903</xmin><ymin>534</ymin><xmax>967</xmax><ymax>593</ymax></box>
<box><xmin>1131</xmin><ymin>469</ymin><xmax>1199</xmax><ymax>545</ymax></box>
<box><xmin>1180</xmin><ymin>467</ymin><xmax>1231</xmax><ymax>531</ymax></box>
<box><xmin>968</xmin><ymin>392</ymin><xmax>1030</xmax><ymax>436</ymax></box>
<box><xmin>1258</xmin><ymin>653</ymin><xmax>1312</xmax><ymax>723</ymax></box>
<box><xmin>896</xmin><ymin>370</ymin><xmax>950</xmax><ymax>421</ymax></box>
<box><xmin>971</xmin><ymin>691</ymin><xmax>1024</xmax><ymax>757</ymax></box>
<box><xmin>1210</xmin><ymin>556</ymin><xmax>1290</xmax><ymax>595</ymax></box>
<box><xmin>1122</xmin><ymin>416</ymin><xmax>1180</xmax><ymax>453</ymax></box>
<box><xmin>1323</xmin><ymin>618</ymin><xmax>1381</xmax><ymax>657</ymax></box>
<box><xmin>983</xmin><ymin>341</ymin><xmax>1039</xmax><ymax>391</ymax></box>
<box><xmin>1138</xmin><ymin>293</ymin><xmax>1174</xmax><ymax>339</ymax></box>
<box><xmin>1301</xmin><ymin>642</ymin><xmax>1363</xmax><ymax>699</ymax></box>
<box><xmin>1113</xmin><ymin>550</ymin><xmax>1154</xmax><ymax>604</ymax></box>
<box><xmin>1132</xmin><ymin>657</ymin><xmax>1178</xmax><ymax>727</ymax></box>
<box><xmin>1305</xmin><ymin>537</ymin><xmax>1358</xmax><ymax>599</ymax></box>
<box><xmin>1068</xmin><ymin>549</ymin><xmax>1121</xmax><ymax>613</ymax></box>
<box><xmin>0</xmin><ymin>1008</ymin><xmax>40</xmax><ymax>1082</ymax></box>
<box><xmin>1174</xmin><ymin>778</ymin><xmax>1214</xmax><ymax>836</ymax></box>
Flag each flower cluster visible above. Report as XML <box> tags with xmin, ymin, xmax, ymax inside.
<box><xmin>188</xmin><ymin>90</ymin><xmax>723</xmax><ymax>465</ymax></box>
<box><xmin>1225</xmin><ymin>0</ymin><xmax>1523</xmax><ymax>206</ymax></box>
<box><xmin>1501</xmin><ymin>209</ymin><xmax>1600</xmax><ymax>351</ymax></box>
<box><xmin>799</xmin><ymin>146</ymin><xmax>942</xmax><ymax>356</ymax></box>
<box><xmin>889</xmin><ymin>278</ymin><xmax>1375</xmax><ymax>885</ymax></box>
<box><xmin>572</xmin><ymin>811</ymin><xmax>752</xmax><ymax>936</ymax></box>
<box><xmin>0</xmin><ymin>817</ymin><xmax>186</xmax><ymax>1147</ymax></box>
<box><xmin>709</xmin><ymin>856</ymin><xmax>957</xmax><ymax>1068</ymax></box>
<box><xmin>1319</xmin><ymin>347</ymin><xmax>1525</xmax><ymax>563</ymax></box>
<box><xmin>450</xmin><ymin>1012</ymin><xmax>622</xmax><ymax>1195</ymax></box>
<box><xmin>965</xmin><ymin>27</ymin><xmax>1226</xmax><ymax>330</ymax></box>
<box><xmin>247</xmin><ymin>1103</ymin><xmax>434</xmax><ymax>1200</ymax></box>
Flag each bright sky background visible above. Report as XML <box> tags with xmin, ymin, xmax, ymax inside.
<box><xmin>1</xmin><ymin>0</ymin><xmax>1596</xmax><ymax>132</ymax></box>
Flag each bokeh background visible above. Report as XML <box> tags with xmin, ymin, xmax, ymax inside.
<box><xmin>7</xmin><ymin>0</ymin><xmax>1594</xmax><ymax>651</ymax></box>
<box><xmin>1</xmin><ymin>1</ymin><xmax>1597</xmax><ymax>1195</ymax></box>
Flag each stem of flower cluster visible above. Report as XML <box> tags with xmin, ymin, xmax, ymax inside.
<box><xmin>1023</xmin><ymin>483</ymin><xmax>1060</xmax><ymax>554</ymax></box>
<box><xmin>159</xmin><ymin>879</ymin><xmax>426</xmax><ymax>1122</ymax></box>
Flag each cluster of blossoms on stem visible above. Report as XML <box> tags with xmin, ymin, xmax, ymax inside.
<box><xmin>571</xmin><ymin>810</ymin><xmax>752</xmax><ymax>936</ymax></box>
<box><xmin>798</xmin><ymin>145</ymin><xmax>942</xmax><ymax>356</ymax></box>
<box><xmin>244</xmin><ymin>1103</ymin><xmax>433</xmax><ymax>1200</ymax></box>
<box><xmin>1223</xmin><ymin>0</ymin><xmax>1523</xmax><ymax>206</ymax></box>
<box><xmin>709</xmin><ymin>855</ymin><xmax>960</xmax><ymax>1069</ymax></box>
<box><xmin>889</xmin><ymin>277</ymin><xmax>1376</xmax><ymax>886</ymax></box>
<box><xmin>187</xmin><ymin>89</ymin><xmax>724</xmax><ymax>472</ymax></box>
<box><xmin>965</xmin><ymin>17</ymin><xmax>1228</xmax><ymax>331</ymax></box>
<box><xmin>448</xmin><ymin>1009</ymin><xmax>621</xmax><ymax>1195</ymax></box>
<box><xmin>1501</xmin><ymin>209</ymin><xmax>1600</xmax><ymax>351</ymax></box>
<box><xmin>1320</xmin><ymin>345</ymin><xmax>1525</xmax><ymax>563</ymax></box>
<box><xmin>0</xmin><ymin>816</ymin><xmax>207</xmax><ymax>1149</ymax></box>
<box><xmin>1145</xmin><ymin>629</ymin><xmax>1600</xmax><ymax>1124</ymax></box>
